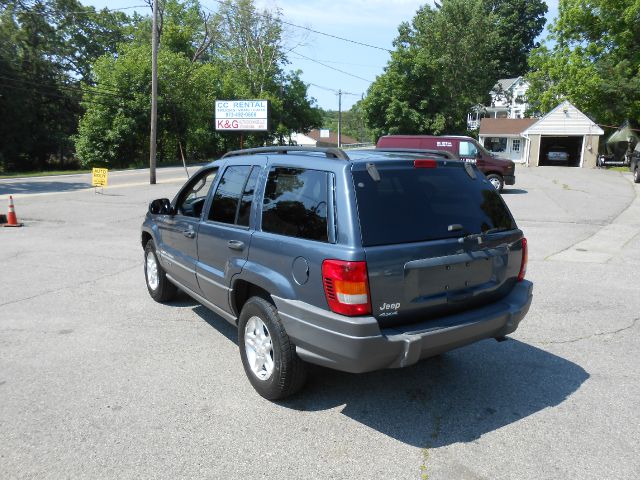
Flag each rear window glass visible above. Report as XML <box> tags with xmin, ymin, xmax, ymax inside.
<box><xmin>352</xmin><ymin>162</ymin><xmax>516</xmax><ymax>246</ymax></box>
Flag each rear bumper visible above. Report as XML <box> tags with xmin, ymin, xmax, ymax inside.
<box><xmin>273</xmin><ymin>280</ymin><xmax>533</xmax><ymax>374</ymax></box>
<box><xmin>504</xmin><ymin>174</ymin><xmax>516</xmax><ymax>185</ymax></box>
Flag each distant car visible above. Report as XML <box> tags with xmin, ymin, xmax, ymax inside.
<box><xmin>546</xmin><ymin>146</ymin><xmax>570</xmax><ymax>165</ymax></box>
<box><xmin>630</xmin><ymin>145</ymin><xmax>640</xmax><ymax>183</ymax></box>
<box><xmin>376</xmin><ymin>135</ymin><xmax>516</xmax><ymax>191</ymax></box>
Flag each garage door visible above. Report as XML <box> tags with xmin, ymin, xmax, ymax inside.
<box><xmin>539</xmin><ymin>136</ymin><xmax>583</xmax><ymax>167</ymax></box>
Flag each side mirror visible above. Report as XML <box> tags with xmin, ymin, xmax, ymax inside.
<box><xmin>149</xmin><ymin>198</ymin><xmax>173</xmax><ymax>215</ymax></box>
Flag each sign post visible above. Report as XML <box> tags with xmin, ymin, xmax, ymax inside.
<box><xmin>92</xmin><ymin>167</ymin><xmax>108</xmax><ymax>194</ymax></box>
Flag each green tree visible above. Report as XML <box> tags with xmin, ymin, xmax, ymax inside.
<box><xmin>363</xmin><ymin>0</ymin><xmax>499</xmax><ymax>140</ymax></box>
<box><xmin>0</xmin><ymin>0</ymin><xmax>130</xmax><ymax>172</ymax></box>
<box><xmin>483</xmin><ymin>0</ymin><xmax>547</xmax><ymax>78</ymax></box>
<box><xmin>75</xmin><ymin>0</ymin><xmax>321</xmax><ymax>166</ymax></box>
<box><xmin>76</xmin><ymin>0</ymin><xmax>224</xmax><ymax>168</ymax></box>
<box><xmin>321</xmin><ymin>102</ymin><xmax>372</xmax><ymax>143</ymax></box>
<box><xmin>212</xmin><ymin>0</ymin><xmax>321</xmax><ymax>147</ymax></box>
<box><xmin>526</xmin><ymin>0</ymin><xmax>640</xmax><ymax>124</ymax></box>
<box><xmin>273</xmin><ymin>71</ymin><xmax>323</xmax><ymax>145</ymax></box>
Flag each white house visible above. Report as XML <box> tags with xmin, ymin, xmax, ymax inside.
<box><xmin>287</xmin><ymin>129</ymin><xmax>359</xmax><ymax>147</ymax></box>
<box><xmin>478</xmin><ymin>101</ymin><xmax>604</xmax><ymax>168</ymax></box>
<box><xmin>479</xmin><ymin>118</ymin><xmax>538</xmax><ymax>163</ymax></box>
<box><xmin>467</xmin><ymin>77</ymin><xmax>530</xmax><ymax>130</ymax></box>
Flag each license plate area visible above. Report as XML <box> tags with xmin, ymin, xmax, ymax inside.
<box><xmin>405</xmin><ymin>248</ymin><xmax>507</xmax><ymax>301</ymax></box>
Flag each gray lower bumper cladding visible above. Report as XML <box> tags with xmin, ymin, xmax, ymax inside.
<box><xmin>273</xmin><ymin>280</ymin><xmax>533</xmax><ymax>374</ymax></box>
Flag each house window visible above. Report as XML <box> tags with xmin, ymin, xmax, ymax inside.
<box><xmin>512</xmin><ymin>139</ymin><xmax>521</xmax><ymax>153</ymax></box>
<box><xmin>485</xmin><ymin>137</ymin><xmax>507</xmax><ymax>153</ymax></box>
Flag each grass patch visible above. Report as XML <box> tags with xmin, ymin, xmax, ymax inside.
<box><xmin>606</xmin><ymin>166</ymin><xmax>630</xmax><ymax>172</ymax></box>
<box><xmin>0</xmin><ymin>169</ymin><xmax>91</xmax><ymax>179</ymax></box>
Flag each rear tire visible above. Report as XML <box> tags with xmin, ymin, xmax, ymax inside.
<box><xmin>634</xmin><ymin>167</ymin><xmax>640</xmax><ymax>184</ymax></box>
<box><xmin>144</xmin><ymin>239</ymin><xmax>178</xmax><ymax>303</ymax></box>
<box><xmin>238</xmin><ymin>297</ymin><xmax>307</xmax><ymax>400</ymax></box>
<box><xmin>487</xmin><ymin>173</ymin><xmax>504</xmax><ymax>192</ymax></box>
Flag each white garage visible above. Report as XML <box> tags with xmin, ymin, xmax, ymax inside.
<box><xmin>522</xmin><ymin>101</ymin><xmax>604</xmax><ymax>168</ymax></box>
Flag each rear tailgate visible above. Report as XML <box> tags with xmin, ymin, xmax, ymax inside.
<box><xmin>351</xmin><ymin>159</ymin><xmax>525</xmax><ymax>327</ymax></box>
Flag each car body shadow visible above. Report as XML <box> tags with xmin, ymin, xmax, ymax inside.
<box><xmin>192</xmin><ymin>303</ymin><xmax>238</xmax><ymax>343</ymax></box>
<box><xmin>502</xmin><ymin>188</ymin><xmax>528</xmax><ymax>195</ymax></box>
<box><xmin>187</xmin><ymin>302</ymin><xmax>588</xmax><ymax>448</ymax></box>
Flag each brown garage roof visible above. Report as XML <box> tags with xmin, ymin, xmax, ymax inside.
<box><xmin>306</xmin><ymin>129</ymin><xmax>359</xmax><ymax>146</ymax></box>
<box><xmin>479</xmin><ymin>118</ymin><xmax>538</xmax><ymax>135</ymax></box>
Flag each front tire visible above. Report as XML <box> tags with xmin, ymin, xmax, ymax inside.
<box><xmin>487</xmin><ymin>173</ymin><xmax>504</xmax><ymax>192</ymax></box>
<box><xmin>634</xmin><ymin>167</ymin><xmax>640</xmax><ymax>184</ymax></box>
<box><xmin>238</xmin><ymin>297</ymin><xmax>307</xmax><ymax>400</ymax></box>
<box><xmin>144</xmin><ymin>239</ymin><xmax>178</xmax><ymax>302</ymax></box>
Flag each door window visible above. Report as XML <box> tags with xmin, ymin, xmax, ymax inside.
<box><xmin>208</xmin><ymin>165</ymin><xmax>259</xmax><ymax>226</ymax></box>
<box><xmin>459</xmin><ymin>141</ymin><xmax>478</xmax><ymax>157</ymax></box>
<box><xmin>261</xmin><ymin>167</ymin><xmax>329</xmax><ymax>242</ymax></box>
<box><xmin>176</xmin><ymin>168</ymin><xmax>218</xmax><ymax>218</ymax></box>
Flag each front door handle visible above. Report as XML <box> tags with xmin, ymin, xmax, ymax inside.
<box><xmin>183</xmin><ymin>228</ymin><xmax>196</xmax><ymax>238</ymax></box>
<box><xmin>227</xmin><ymin>240</ymin><xmax>245</xmax><ymax>251</ymax></box>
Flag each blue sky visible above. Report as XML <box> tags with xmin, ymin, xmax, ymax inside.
<box><xmin>85</xmin><ymin>0</ymin><xmax>560</xmax><ymax>111</ymax></box>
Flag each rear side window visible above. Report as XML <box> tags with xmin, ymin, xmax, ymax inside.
<box><xmin>262</xmin><ymin>167</ymin><xmax>329</xmax><ymax>242</ymax></box>
<box><xmin>208</xmin><ymin>165</ymin><xmax>258</xmax><ymax>226</ymax></box>
<box><xmin>352</xmin><ymin>162</ymin><xmax>516</xmax><ymax>246</ymax></box>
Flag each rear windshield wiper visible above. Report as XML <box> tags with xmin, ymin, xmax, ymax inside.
<box><xmin>483</xmin><ymin>227</ymin><xmax>509</xmax><ymax>235</ymax></box>
<box><xmin>456</xmin><ymin>226</ymin><xmax>509</xmax><ymax>244</ymax></box>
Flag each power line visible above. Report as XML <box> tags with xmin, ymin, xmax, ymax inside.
<box><xmin>0</xmin><ymin>82</ymin><xmax>120</xmax><ymax>109</ymax></box>
<box><xmin>279</xmin><ymin>20</ymin><xmax>391</xmax><ymax>53</ymax></box>
<box><xmin>0</xmin><ymin>73</ymin><xmax>134</xmax><ymax>100</ymax></box>
<box><xmin>292</xmin><ymin>50</ymin><xmax>374</xmax><ymax>84</ymax></box>
<box><xmin>308</xmin><ymin>82</ymin><xmax>360</xmax><ymax>96</ymax></box>
<box><xmin>291</xmin><ymin>55</ymin><xmax>385</xmax><ymax>69</ymax></box>
<box><xmin>203</xmin><ymin>0</ymin><xmax>391</xmax><ymax>53</ymax></box>
<box><xmin>200</xmin><ymin>3</ymin><xmax>379</xmax><ymax>85</ymax></box>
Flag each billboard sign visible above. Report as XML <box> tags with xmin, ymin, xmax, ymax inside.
<box><xmin>215</xmin><ymin>100</ymin><xmax>269</xmax><ymax>131</ymax></box>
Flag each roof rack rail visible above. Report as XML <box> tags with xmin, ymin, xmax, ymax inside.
<box><xmin>221</xmin><ymin>146</ymin><xmax>350</xmax><ymax>160</ymax></box>
<box><xmin>374</xmin><ymin>147</ymin><xmax>458</xmax><ymax>160</ymax></box>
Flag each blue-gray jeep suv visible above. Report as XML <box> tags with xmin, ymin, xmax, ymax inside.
<box><xmin>141</xmin><ymin>146</ymin><xmax>533</xmax><ymax>400</ymax></box>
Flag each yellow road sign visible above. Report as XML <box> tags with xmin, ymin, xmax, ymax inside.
<box><xmin>92</xmin><ymin>168</ymin><xmax>108</xmax><ymax>187</ymax></box>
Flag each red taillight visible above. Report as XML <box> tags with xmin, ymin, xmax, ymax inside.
<box><xmin>517</xmin><ymin>237</ymin><xmax>528</xmax><ymax>282</ymax></box>
<box><xmin>322</xmin><ymin>260</ymin><xmax>371</xmax><ymax>316</ymax></box>
<box><xmin>414</xmin><ymin>159</ymin><xmax>437</xmax><ymax>168</ymax></box>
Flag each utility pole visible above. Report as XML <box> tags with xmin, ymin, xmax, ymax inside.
<box><xmin>149</xmin><ymin>0</ymin><xmax>159</xmax><ymax>184</ymax></box>
<box><xmin>338</xmin><ymin>89</ymin><xmax>342</xmax><ymax>148</ymax></box>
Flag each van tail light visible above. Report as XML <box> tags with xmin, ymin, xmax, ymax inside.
<box><xmin>414</xmin><ymin>159</ymin><xmax>437</xmax><ymax>168</ymax></box>
<box><xmin>322</xmin><ymin>260</ymin><xmax>371</xmax><ymax>316</ymax></box>
<box><xmin>517</xmin><ymin>238</ymin><xmax>528</xmax><ymax>282</ymax></box>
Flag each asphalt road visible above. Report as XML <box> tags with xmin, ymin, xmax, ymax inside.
<box><xmin>0</xmin><ymin>165</ymin><xmax>200</xmax><ymax>197</ymax></box>
<box><xmin>1</xmin><ymin>166</ymin><xmax>639</xmax><ymax>479</ymax></box>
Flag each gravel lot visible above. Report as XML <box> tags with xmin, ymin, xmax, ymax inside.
<box><xmin>1</xmin><ymin>165</ymin><xmax>639</xmax><ymax>479</ymax></box>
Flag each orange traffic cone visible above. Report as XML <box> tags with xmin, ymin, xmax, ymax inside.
<box><xmin>5</xmin><ymin>195</ymin><xmax>23</xmax><ymax>227</ymax></box>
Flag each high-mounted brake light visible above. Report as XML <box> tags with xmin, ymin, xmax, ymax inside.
<box><xmin>414</xmin><ymin>159</ymin><xmax>437</xmax><ymax>168</ymax></box>
<box><xmin>322</xmin><ymin>260</ymin><xmax>371</xmax><ymax>316</ymax></box>
<box><xmin>517</xmin><ymin>237</ymin><xmax>528</xmax><ymax>282</ymax></box>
